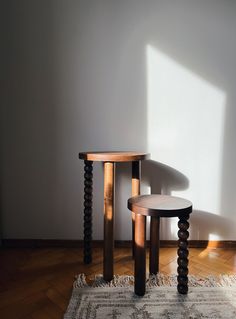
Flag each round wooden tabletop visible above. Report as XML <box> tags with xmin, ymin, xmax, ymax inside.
<box><xmin>79</xmin><ymin>151</ymin><xmax>149</xmax><ymax>162</ymax></box>
<box><xmin>128</xmin><ymin>194</ymin><xmax>192</xmax><ymax>217</ymax></box>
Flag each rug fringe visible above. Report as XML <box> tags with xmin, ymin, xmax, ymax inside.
<box><xmin>74</xmin><ymin>273</ymin><xmax>88</xmax><ymax>288</ymax></box>
<box><xmin>92</xmin><ymin>274</ymin><xmax>134</xmax><ymax>287</ymax></box>
<box><xmin>147</xmin><ymin>274</ymin><xmax>236</xmax><ymax>287</ymax></box>
<box><xmin>74</xmin><ymin>273</ymin><xmax>236</xmax><ymax>288</ymax></box>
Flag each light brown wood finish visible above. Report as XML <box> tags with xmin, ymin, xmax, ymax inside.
<box><xmin>79</xmin><ymin>151</ymin><xmax>149</xmax><ymax>281</ymax></box>
<box><xmin>131</xmin><ymin>161</ymin><xmax>141</xmax><ymax>257</ymax></box>
<box><xmin>103</xmin><ymin>162</ymin><xmax>115</xmax><ymax>281</ymax></box>
<box><xmin>79</xmin><ymin>151</ymin><xmax>149</xmax><ymax>162</ymax></box>
<box><xmin>0</xmin><ymin>247</ymin><xmax>236</xmax><ymax>319</ymax></box>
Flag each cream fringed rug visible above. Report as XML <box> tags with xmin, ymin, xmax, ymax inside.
<box><xmin>64</xmin><ymin>274</ymin><xmax>236</xmax><ymax>319</ymax></box>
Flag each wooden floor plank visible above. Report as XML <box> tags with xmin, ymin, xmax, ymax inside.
<box><xmin>0</xmin><ymin>247</ymin><xmax>236</xmax><ymax>318</ymax></box>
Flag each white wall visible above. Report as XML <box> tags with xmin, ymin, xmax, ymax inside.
<box><xmin>1</xmin><ymin>0</ymin><xmax>236</xmax><ymax>241</ymax></box>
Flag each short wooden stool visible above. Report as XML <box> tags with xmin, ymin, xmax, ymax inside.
<box><xmin>127</xmin><ymin>194</ymin><xmax>192</xmax><ymax>296</ymax></box>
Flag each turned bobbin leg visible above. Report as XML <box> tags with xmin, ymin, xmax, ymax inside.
<box><xmin>83</xmin><ymin>160</ymin><xmax>93</xmax><ymax>264</ymax></box>
<box><xmin>149</xmin><ymin>216</ymin><xmax>160</xmax><ymax>274</ymax></box>
<box><xmin>177</xmin><ymin>214</ymin><xmax>190</xmax><ymax>294</ymax></box>
<box><xmin>135</xmin><ymin>213</ymin><xmax>146</xmax><ymax>296</ymax></box>
<box><xmin>132</xmin><ymin>161</ymin><xmax>140</xmax><ymax>258</ymax></box>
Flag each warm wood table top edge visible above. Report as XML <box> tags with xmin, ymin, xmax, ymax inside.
<box><xmin>79</xmin><ymin>151</ymin><xmax>150</xmax><ymax>162</ymax></box>
<box><xmin>128</xmin><ymin>194</ymin><xmax>192</xmax><ymax>217</ymax></box>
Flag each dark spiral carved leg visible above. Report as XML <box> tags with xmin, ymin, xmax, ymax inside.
<box><xmin>83</xmin><ymin>160</ymin><xmax>93</xmax><ymax>264</ymax></box>
<box><xmin>177</xmin><ymin>214</ymin><xmax>190</xmax><ymax>294</ymax></box>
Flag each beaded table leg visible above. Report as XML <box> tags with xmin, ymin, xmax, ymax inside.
<box><xmin>83</xmin><ymin>160</ymin><xmax>93</xmax><ymax>264</ymax></box>
<box><xmin>135</xmin><ymin>213</ymin><xmax>146</xmax><ymax>296</ymax></box>
<box><xmin>132</xmin><ymin>161</ymin><xmax>141</xmax><ymax>258</ymax></box>
<box><xmin>149</xmin><ymin>216</ymin><xmax>160</xmax><ymax>274</ymax></box>
<box><xmin>103</xmin><ymin>162</ymin><xmax>115</xmax><ymax>281</ymax></box>
<box><xmin>177</xmin><ymin>214</ymin><xmax>190</xmax><ymax>294</ymax></box>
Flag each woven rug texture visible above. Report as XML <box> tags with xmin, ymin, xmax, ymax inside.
<box><xmin>64</xmin><ymin>274</ymin><xmax>236</xmax><ymax>319</ymax></box>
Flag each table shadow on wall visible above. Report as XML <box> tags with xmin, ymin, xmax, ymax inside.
<box><xmin>141</xmin><ymin>160</ymin><xmax>233</xmax><ymax>243</ymax></box>
<box><xmin>142</xmin><ymin>160</ymin><xmax>189</xmax><ymax>195</ymax></box>
<box><xmin>142</xmin><ymin>159</ymin><xmax>189</xmax><ymax>240</ymax></box>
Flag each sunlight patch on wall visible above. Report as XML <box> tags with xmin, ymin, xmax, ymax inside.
<box><xmin>146</xmin><ymin>45</ymin><xmax>226</xmax><ymax>216</ymax></box>
<box><xmin>208</xmin><ymin>233</ymin><xmax>221</xmax><ymax>241</ymax></box>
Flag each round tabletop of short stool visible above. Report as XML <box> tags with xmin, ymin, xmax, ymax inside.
<box><xmin>128</xmin><ymin>194</ymin><xmax>192</xmax><ymax>217</ymax></box>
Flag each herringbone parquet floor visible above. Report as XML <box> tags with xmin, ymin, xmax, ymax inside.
<box><xmin>0</xmin><ymin>247</ymin><xmax>235</xmax><ymax>318</ymax></box>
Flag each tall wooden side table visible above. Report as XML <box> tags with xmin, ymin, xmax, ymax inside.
<box><xmin>79</xmin><ymin>151</ymin><xmax>149</xmax><ymax>281</ymax></box>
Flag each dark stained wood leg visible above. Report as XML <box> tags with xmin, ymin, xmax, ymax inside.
<box><xmin>83</xmin><ymin>160</ymin><xmax>93</xmax><ymax>264</ymax></box>
<box><xmin>132</xmin><ymin>161</ymin><xmax>140</xmax><ymax>258</ymax></box>
<box><xmin>134</xmin><ymin>213</ymin><xmax>146</xmax><ymax>296</ymax></box>
<box><xmin>177</xmin><ymin>214</ymin><xmax>190</xmax><ymax>294</ymax></box>
<box><xmin>103</xmin><ymin>162</ymin><xmax>115</xmax><ymax>281</ymax></box>
<box><xmin>149</xmin><ymin>216</ymin><xmax>160</xmax><ymax>274</ymax></box>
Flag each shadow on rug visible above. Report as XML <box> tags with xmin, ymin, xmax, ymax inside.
<box><xmin>64</xmin><ymin>274</ymin><xmax>236</xmax><ymax>319</ymax></box>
